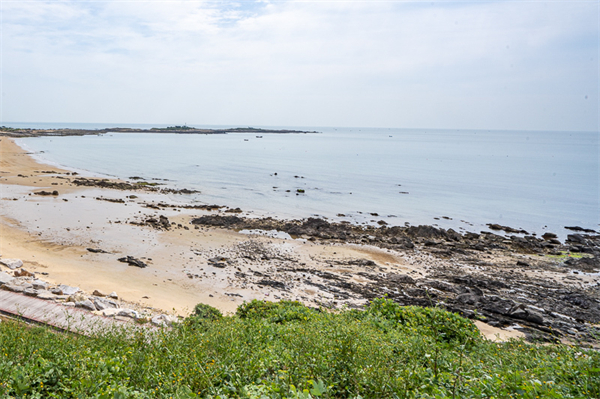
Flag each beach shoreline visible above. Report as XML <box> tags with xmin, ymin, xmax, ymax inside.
<box><xmin>1</xmin><ymin>135</ymin><xmax>599</xmax><ymax>343</ymax></box>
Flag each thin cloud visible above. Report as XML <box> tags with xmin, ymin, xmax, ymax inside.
<box><xmin>2</xmin><ymin>0</ymin><xmax>598</xmax><ymax>130</ymax></box>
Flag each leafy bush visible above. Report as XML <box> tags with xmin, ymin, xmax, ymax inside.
<box><xmin>0</xmin><ymin>298</ymin><xmax>597</xmax><ymax>398</ymax></box>
<box><xmin>364</xmin><ymin>298</ymin><xmax>482</xmax><ymax>344</ymax></box>
<box><xmin>236</xmin><ymin>300</ymin><xmax>318</xmax><ymax>324</ymax></box>
<box><xmin>193</xmin><ymin>303</ymin><xmax>223</xmax><ymax>321</ymax></box>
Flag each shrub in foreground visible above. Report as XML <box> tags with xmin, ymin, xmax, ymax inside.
<box><xmin>0</xmin><ymin>299</ymin><xmax>597</xmax><ymax>398</ymax></box>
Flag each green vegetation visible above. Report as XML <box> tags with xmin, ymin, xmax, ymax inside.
<box><xmin>0</xmin><ymin>126</ymin><xmax>24</xmax><ymax>132</ymax></box>
<box><xmin>546</xmin><ymin>251</ymin><xmax>590</xmax><ymax>260</ymax></box>
<box><xmin>0</xmin><ymin>299</ymin><xmax>597</xmax><ymax>398</ymax></box>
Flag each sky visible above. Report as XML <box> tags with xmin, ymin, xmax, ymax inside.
<box><xmin>1</xmin><ymin>0</ymin><xmax>598</xmax><ymax>131</ymax></box>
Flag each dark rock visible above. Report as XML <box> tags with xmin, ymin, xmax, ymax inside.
<box><xmin>564</xmin><ymin>257</ymin><xmax>599</xmax><ymax>272</ymax></box>
<box><xmin>565</xmin><ymin>226</ymin><xmax>597</xmax><ymax>233</ymax></box>
<box><xmin>34</xmin><ymin>190</ymin><xmax>59</xmax><ymax>196</ymax></box>
<box><xmin>510</xmin><ymin>308</ymin><xmax>544</xmax><ymax>325</ymax></box>
<box><xmin>487</xmin><ymin>223</ymin><xmax>528</xmax><ymax>234</ymax></box>
<box><xmin>191</xmin><ymin>215</ymin><xmax>243</xmax><ymax>227</ymax></box>
<box><xmin>457</xmin><ymin>293</ymin><xmax>480</xmax><ymax>305</ymax></box>
<box><xmin>566</xmin><ymin>234</ymin><xmax>586</xmax><ymax>244</ymax></box>
<box><xmin>347</xmin><ymin>259</ymin><xmax>376</xmax><ymax>267</ymax></box>
<box><xmin>388</xmin><ymin>274</ymin><xmax>415</xmax><ymax>284</ymax></box>
<box><xmin>87</xmin><ymin>248</ymin><xmax>108</xmax><ymax>253</ymax></box>
<box><xmin>406</xmin><ymin>225</ymin><xmax>448</xmax><ymax>240</ymax></box>
<box><xmin>542</xmin><ymin>232</ymin><xmax>558</xmax><ymax>240</ymax></box>
<box><xmin>117</xmin><ymin>256</ymin><xmax>147</xmax><ymax>268</ymax></box>
<box><xmin>256</xmin><ymin>280</ymin><xmax>286</xmax><ymax>290</ymax></box>
<box><xmin>516</xmin><ymin>260</ymin><xmax>530</xmax><ymax>267</ymax></box>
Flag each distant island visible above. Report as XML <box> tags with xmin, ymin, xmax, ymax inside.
<box><xmin>0</xmin><ymin>125</ymin><xmax>318</xmax><ymax>137</ymax></box>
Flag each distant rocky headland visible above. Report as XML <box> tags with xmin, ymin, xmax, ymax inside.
<box><xmin>0</xmin><ymin>125</ymin><xmax>318</xmax><ymax>137</ymax></box>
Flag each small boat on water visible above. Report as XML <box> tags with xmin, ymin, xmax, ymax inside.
<box><xmin>256</xmin><ymin>136</ymin><xmax>263</xmax><ymax>138</ymax></box>
<box><xmin>244</xmin><ymin>139</ymin><xmax>249</xmax><ymax>141</ymax></box>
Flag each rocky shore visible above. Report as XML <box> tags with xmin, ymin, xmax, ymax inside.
<box><xmin>182</xmin><ymin>215</ymin><xmax>600</xmax><ymax>343</ymax></box>
<box><xmin>1</xmin><ymin>136</ymin><xmax>598</xmax><ymax>345</ymax></box>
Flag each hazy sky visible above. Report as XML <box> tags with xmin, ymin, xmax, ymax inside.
<box><xmin>1</xmin><ymin>0</ymin><xmax>598</xmax><ymax>131</ymax></box>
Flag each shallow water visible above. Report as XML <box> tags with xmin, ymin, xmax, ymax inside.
<box><xmin>16</xmin><ymin>125</ymin><xmax>599</xmax><ymax>239</ymax></box>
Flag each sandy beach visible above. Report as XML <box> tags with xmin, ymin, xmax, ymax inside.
<box><xmin>2</xmin><ymin>135</ymin><xmax>599</xmax><ymax>343</ymax></box>
<box><xmin>0</xmin><ymin>137</ymin><xmax>418</xmax><ymax>314</ymax></box>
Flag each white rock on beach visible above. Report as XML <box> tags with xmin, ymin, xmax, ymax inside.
<box><xmin>0</xmin><ymin>259</ymin><xmax>23</xmax><ymax>269</ymax></box>
<box><xmin>0</xmin><ymin>271</ymin><xmax>15</xmax><ymax>286</ymax></box>
<box><xmin>94</xmin><ymin>308</ymin><xmax>120</xmax><ymax>317</ymax></box>
<box><xmin>75</xmin><ymin>300</ymin><xmax>97</xmax><ymax>311</ymax></box>
<box><xmin>32</xmin><ymin>280</ymin><xmax>49</xmax><ymax>290</ymax></box>
<box><xmin>117</xmin><ymin>309</ymin><xmax>139</xmax><ymax>319</ymax></box>
<box><xmin>57</xmin><ymin>284</ymin><xmax>80</xmax><ymax>296</ymax></box>
<box><xmin>151</xmin><ymin>314</ymin><xmax>173</xmax><ymax>327</ymax></box>
<box><xmin>36</xmin><ymin>290</ymin><xmax>56</xmax><ymax>300</ymax></box>
<box><xmin>1</xmin><ymin>282</ymin><xmax>32</xmax><ymax>293</ymax></box>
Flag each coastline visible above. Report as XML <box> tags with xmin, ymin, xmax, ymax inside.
<box><xmin>1</xmin><ymin>136</ymin><xmax>599</xmax><ymax>344</ymax></box>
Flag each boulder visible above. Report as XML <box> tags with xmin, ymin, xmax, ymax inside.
<box><xmin>2</xmin><ymin>283</ymin><xmax>31</xmax><ymax>293</ymax></box>
<box><xmin>151</xmin><ymin>314</ymin><xmax>173</xmax><ymax>327</ymax></box>
<box><xmin>510</xmin><ymin>306</ymin><xmax>545</xmax><ymax>325</ymax></box>
<box><xmin>92</xmin><ymin>298</ymin><xmax>109</xmax><ymax>311</ymax></box>
<box><xmin>95</xmin><ymin>308</ymin><xmax>121</xmax><ymax>317</ymax></box>
<box><xmin>542</xmin><ymin>232</ymin><xmax>558</xmax><ymax>240</ymax></box>
<box><xmin>0</xmin><ymin>259</ymin><xmax>23</xmax><ymax>269</ymax></box>
<box><xmin>93</xmin><ymin>289</ymin><xmax>106</xmax><ymax>297</ymax></box>
<box><xmin>36</xmin><ymin>290</ymin><xmax>56</xmax><ymax>300</ymax></box>
<box><xmin>92</xmin><ymin>297</ymin><xmax>119</xmax><ymax>310</ymax></box>
<box><xmin>23</xmin><ymin>288</ymin><xmax>39</xmax><ymax>297</ymax></box>
<box><xmin>117</xmin><ymin>309</ymin><xmax>139</xmax><ymax>319</ymax></box>
<box><xmin>0</xmin><ymin>271</ymin><xmax>15</xmax><ymax>286</ymax></box>
<box><xmin>108</xmin><ymin>291</ymin><xmax>118</xmax><ymax>299</ymax></box>
<box><xmin>32</xmin><ymin>280</ymin><xmax>48</xmax><ymax>290</ymax></box>
<box><xmin>565</xmin><ymin>257</ymin><xmax>599</xmax><ymax>272</ymax></box>
<box><xmin>75</xmin><ymin>300</ymin><xmax>97</xmax><ymax>311</ymax></box>
<box><xmin>57</xmin><ymin>284</ymin><xmax>80</xmax><ymax>296</ymax></box>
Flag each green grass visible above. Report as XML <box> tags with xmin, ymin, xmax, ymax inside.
<box><xmin>545</xmin><ymin>251</ymin><xmax>591</xmax><ymax>260</ymax></box>
<box><xmin>0</xmin><ymin>299</ymin><xmax>598</xmax><ymax>398</ymax></box>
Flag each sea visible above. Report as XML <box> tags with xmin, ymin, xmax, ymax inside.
<box><xmin>9</xmin><ymin>122</ymin><xmax>599</xmax><ymax>240</ymax></box>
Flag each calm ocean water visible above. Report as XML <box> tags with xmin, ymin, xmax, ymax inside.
<box><xmin>12</xmin><ymin>123</ymin><xmax>599</xmax><ymax>239</ymax></box>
